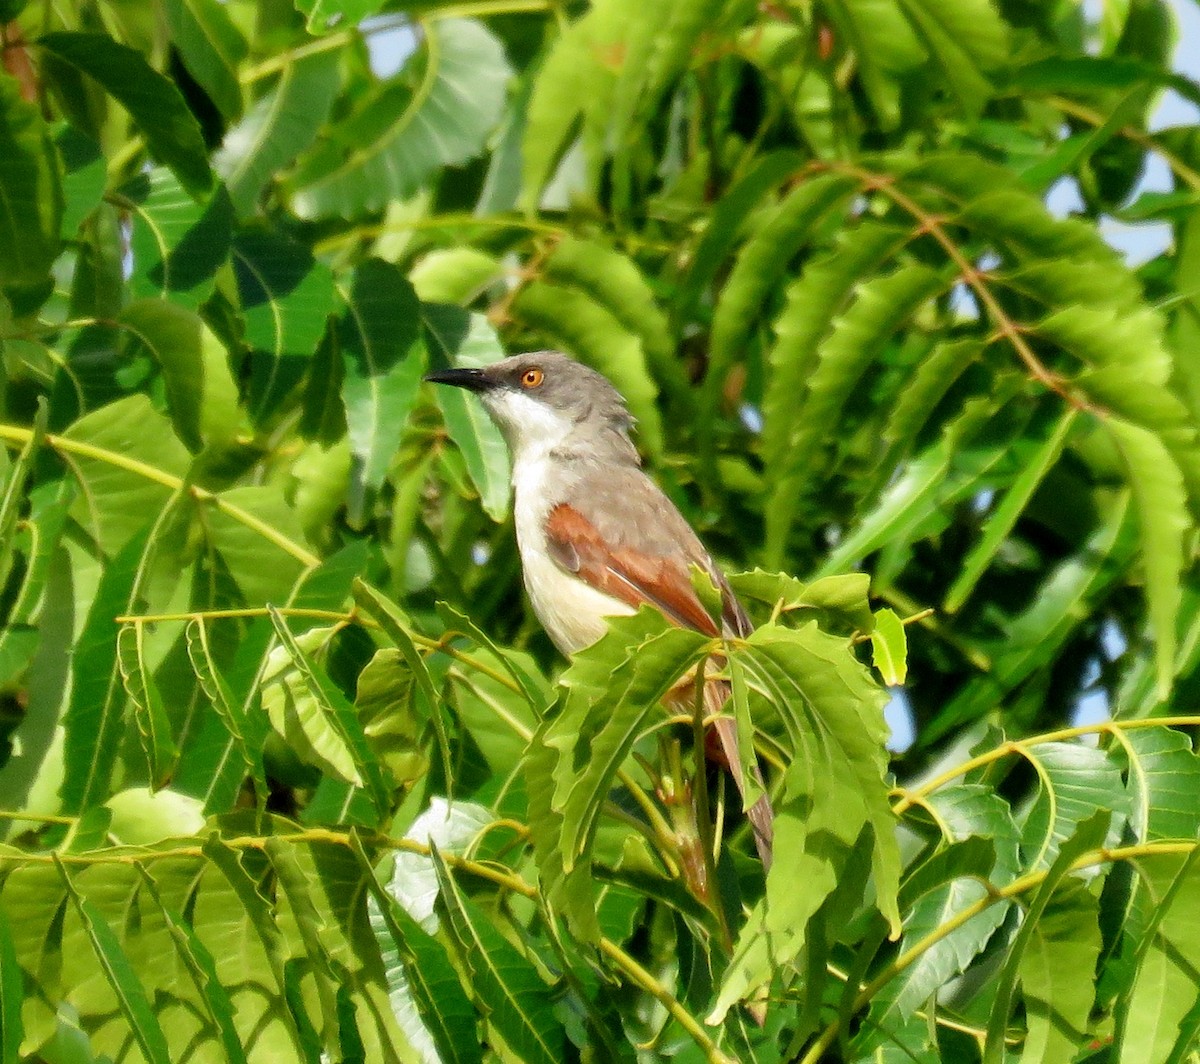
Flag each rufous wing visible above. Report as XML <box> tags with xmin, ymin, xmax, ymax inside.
<box><xmin>544</xmin><ymin>503</ymin><xmax>723</xmax><ymax>636</ymax></box>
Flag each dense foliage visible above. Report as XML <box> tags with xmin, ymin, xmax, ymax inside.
<box><xmin>2</xmin><ymin>0</ymin><xmax>1200</xmax><ymax>1060</ymax></box>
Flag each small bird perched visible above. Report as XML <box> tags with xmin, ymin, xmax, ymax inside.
<box><xmin>425</xmin><ymin>351</ymin><xmax>773</xmax><ymax>864</ymax></box>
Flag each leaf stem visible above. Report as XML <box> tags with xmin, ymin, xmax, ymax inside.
<box><xmin>599</xmin><ymin>938</ymin><xmax>737</xmax><ymax>1064</ymax></box>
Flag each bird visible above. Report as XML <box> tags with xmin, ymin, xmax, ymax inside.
<box><xmin>424</xmin><ymin>351</ymin><xmax>774</xmax><ymax>865</ymax></box>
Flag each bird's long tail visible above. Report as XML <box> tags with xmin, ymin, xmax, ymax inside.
<box><xmin>706</xmin><ymin>681</ymin><xmax>775</xmax><ymax>869</ymax></box>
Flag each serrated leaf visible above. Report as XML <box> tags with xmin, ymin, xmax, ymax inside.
<box><xmin>60</xmin><ymin>524</ymin><xmax>170</xmax><ymax>814</ymax></box>
<box><xmin>542</xmin><ymin>236</ymin><xmax>690</xmax><ymax>406</ymax></box>
<box><xmin>431</xmin><ymin>847</ymin><xmax>565</xmax><ymax>1064</ymax></box>
<box><xmin>1107</xmin><ymin>418</ymin><xmax>1188</xmax><ymax>699</ymax></box>
<box><xmin>765</xmin><ymin>263</ymin><xmax>947</xmax><ymax>564</ymax></box>
<box><xmin>355</xmin><ymin>838</ymin><xmax>482</xmax><ymax>1064</ymax></box>
<box><xmin>54</xmin><ymin>859</ymin><xmax>172</xmax><ymax>1064</ymax></box>
<box><xmin>0</xmin><ymin>901</ymin><xmax>23</xmax><ymax>1062</ymax></box>
<box><xmin>116</xmin><ymin>625</ymin><xmax>179</xmax><ymax>791</ymax></box>
<box><xmin>263</xmin><ymin>613</ymin><xmax>391</xmax><ymax>817</ymax></box>
<box><xmin>134</xmin><ymin>865</ymin><xmax>248</xmax><ymax>1064</ymax></box>
<box><xmin>60</xmin><ymin>397</ymin><xmax>190</xmax><ymax>558</ymax></box>
<box><xmin>865</xmin><ymin>785</ymin><xmax>1021</xmax><ymax>1028</ymax></box>
<box><xmin>185</xmin><ymin>619</ymin><xmax>268</xmax><ymax>802</ymax></box>
<box><xmin>290</xmin><ymin>19</ymin><xmax>510</xmax><ymax>219</ymax></box>
<box><xmin>527</xmin><ymin>610</ymin><xmax>708</xmax><ymax>941</ymax></box>
<box><xmin>944</xmin><ymin>410</ymin><xmax>1077</xmax><ymax>613</ymax></box>
<box><xmin>711</xmin><ymin>620</ymin><xmax>900</xmax><ymax>1020</ymax></box>
<box><xmin>1120</xmin><ymin>848</ymin><xmax>1200</xmax><ymax>1063</ymax></box>
<box><xmin>706</xmin><ymin>173</ymin><xmax>858</xmax><ymax>423</ymax></box>
<box><xmin>38</xmin><ymin>32</ymin><xmax>211</xmax><ymax>195</ymax></box>
<box><xmin>1017</xmin><ymin>878</ymin><xmax>1102</xmax><ymax>1064</ymax></box>
<box><xmin>984</xmin><ymin>812</ymin><xmax>1109</xmax><ymax>1064</ymax></box>
<box><xmin>894</xmin><ymin>0</ymin><xmax>1008</xmax><ymax>114</ymax></box>
<box><xmin>870</xmin><ymin>608</ymin><xmax>907</xmax><ymax>685</ymax></box>
<box><xmin>1019</xmin><ymin>741</ymin><xmax>1128</xmax><ymax>872</ymax></box>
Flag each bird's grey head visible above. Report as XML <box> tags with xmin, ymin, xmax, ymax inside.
<box><xmin>424</xmin><ymin>351</ymin><xmax>638</xmax><ymax>464</ymax></box>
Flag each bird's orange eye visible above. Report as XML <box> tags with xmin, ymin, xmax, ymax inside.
<box><xmin>521</xmin><ymin>368</ymin><xmax>544</xmax><ymax>388</ymax></box>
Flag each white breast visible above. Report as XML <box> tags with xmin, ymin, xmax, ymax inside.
<box><xmin>512</xmin><ymin>450</ymin><xmax>635</xmax><ymax>656</ymax></box>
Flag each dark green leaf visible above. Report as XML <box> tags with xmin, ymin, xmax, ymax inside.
<box><xmin>38</xmin><ymin>32</ymin><xmax>212</xmax><ymax>195</ymax></box>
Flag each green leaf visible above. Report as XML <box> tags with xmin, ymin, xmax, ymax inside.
<box><xmin>116</xmin><ymin>625</ymin><xmax>180</xmax><ymax>791</ymax></box>
<box><xmin>423</xmin><ymin>305</ymin><xmax>511</xmax><ymax>520</ymax></box>
<box><xmin>944</xmin><ymin>410</ymin><xmax>1077</xmax><ymax>613</ymax></box>
<box><xmin>215</xmin><ymin>50</ymin><xmax>340</xmax><ymax>217</ymax></box>
<box><xmin>133</xmin><ymin>865</ymin><xmax>248</xmax><ymax>1064</ymax></box>
<box><xmin>0</xmin><ymin>74</ymin><xmax>61</xmax><ymax>289</ymax></box>
<box><xmin>265</xmin><ymin>609</ymin><xmax>392</xmax><ymax>819</ymax></box>
<box><xmin>38</xmin><ymin>32</ymin><xmax>212</xmax><ymax>196</ymax></box>
<box><xmin>164</xmin><ymin>0</ymin><xmax>247</xmax><ymax>122</ymax></box>
<box><xmin>762</xmin><ymin>223</ymin><xmax>909</xmax><ymax>474</ymax></box>
<box><xmin>821</xmin><ymin>0</ymin><xmax>925</xmax><ymax>128</ymax></box>
<box><xmin>122</xmin><ymin>169</ymin><xmax>233</xmax><ymax>310</ymax></box>
<box><xmin>870</xmin><ymin>607</ymin><xmax>907</xmax><ymax>685</ymax></box>
<box><xmin>728</xmin><ymin>569</ymin><xmax>876</xmax><ymax>634</ymax></box>
<box><xmin>354</xmin><ymin>649</ymin><xmax>430</xmax><ymax>784</ymax></box>
<box><xmin>0</xmin><ymin>903</ymin><xmax>23</xmax><ymax>1063</ymax></box>
<box><xmin>861</xmin><ymin>785</ymin><xmax>1021</xmax><ymax>1030</ymax></box>
<box><xmin>541</xmin><ymin>236</ymin><xmax>690</xmax><ymax>407</ymax></box>
<box><xmin>54</xmin><ymin>859</ymin><xmax>172</xmax><ymax>1064</ymax></box>
<box><xmin>203</xmin><ymin>485</ymin><xmax>309</xmax><ymax>605</ymax></box>
<box><xmin>431</xmin><ymin>847</ymin><xmax>565</xmax><ymax>1064</ymax></box>
<box><xmin>983</xmin><ymin>812</ymin><xmax>1110</xmax><ymax>1064</ymax></box>
<box><xmin>706</xmin><ymin>173</ymin><xmax>858</xmax><ymax>424</ymax></box>
<box><xmin>60</xmin><ymin>396</ymin><xmax>188</xmax><ymax>558</ymax></box>
<box><xmin>200</xmin><ymin>833</ymin><xmax>321</xmax><ymax>1059</ymax></box>
<box><xmin>765</xmin><ymin>263</ymin><xmax>947</xmax><ymax>565</ymax></box>
<box><xmin>676</xmin><ymin>149</ymin><xmax>805</xmax><ymax>321</ymax></box>
<box><xmin>711</xmin><ymin>620</ymin><xmax>901</xmax><ymax>1020</ymax></box>
<box><xmin>119</xmin><ymin>299</ymin><xmax>241</xmax><ymax>453</ymax></box>
<box><xmin>1019</xmin><ymin>741</ymin><xmax>1128</xmax><ymax>872</ymax></box>
<box><xmin>185</xmin><ymin>618</ymin><xmax>269</xmax><ymax>803</ymax></box>
<box><xmin>356</xmin><ymin>839</ymin><xmax>483</xmax><ymax>1064</ymax></box>
<box><xmin>233</xmin><ymin>230</ymin><xmax>336</xmax><ymax>422</ymax></box>
<box><xmin>60</xmin><ymin>522</ymin><xmax>171</xmax><ymax>813</ymax></box>
<box><xmin>295</xmin><ymin>0</ymin><xmax>387</xmax><ymax>33</ymax></box>
<box><xmin>290</xmin><ymin>19</ymin><xmax>511</xmax><ymax>219</ymax></box>
<box><xmin>56</xmin><ymin>124</ymin><xmax>105</xmax><ymax>239</ymax></box>
<box><xmin>339</xmin><ymin>261</ymin><xmax>424</xmax><ymax>524</ymax></box>
<box><xmin>1107</xmin><ymin>418</ymin><xmax>1188</xmax><ymax>699</ymax></box>
<box><xmin>527</xmin><ymin>610</ymin><xmax>708</xmax><ymax>940</ymax></box>
<box><xmin>1016</xmin><ymin>879</ymin><xmax>1102</xmax><ymax>1064</ymax></box>
<box><xmin>893</xmin><ymin>0</ymin><xmax>1008</xmax><ymax>114</ymax></box>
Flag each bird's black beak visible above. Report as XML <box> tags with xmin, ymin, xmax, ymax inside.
<box><xmin>423</xmin><ymin>367</ymin><xmax>493</xmax><ymax>393</ymax></box>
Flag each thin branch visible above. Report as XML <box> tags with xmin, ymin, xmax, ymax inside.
<box><xmin>892</xmin><ymin>715</ymin><xmax>1200</xmax><ymax>817</ymax></box>
<box><xmin>599</xmin><ymin>938</ymin><xmax>738</xmax><ymax>1064</ymax></box>
<box><xmin>799</xmin><ymin>839</ymin><xmax>1200</xmax><ymax>1063</ymax></box>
